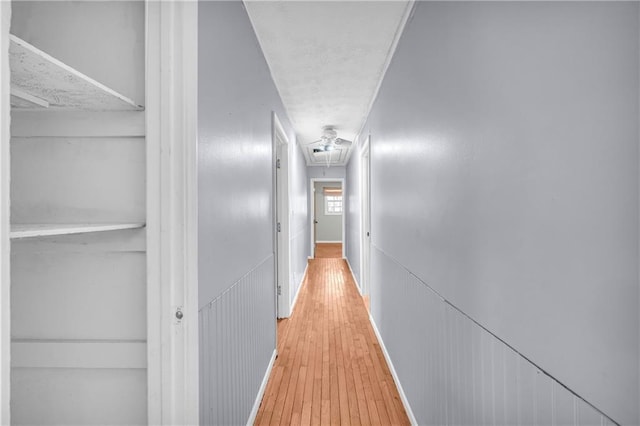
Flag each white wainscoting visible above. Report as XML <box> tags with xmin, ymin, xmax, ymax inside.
<box><xmin>199</xmin><ymin>256</ymin><xmax>275</xmax><ymax>425</ymax></box>
<box><xmin>371</xmin><ymin>246</ymin><xmax>618</xmax><ymax>426</ymax></box>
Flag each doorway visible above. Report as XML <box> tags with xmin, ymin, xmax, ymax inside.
<box><xmin>310</xmin><ymin>178</ymin><xmax>345</xmax><ymax>259</ymax></box>
<box><xmin>360</xmin><ymin>137</ymin><xmax>371</xmax><ymax>309</ymax></box>
<box><xmin>273</xmin><ymin>113</ymin><xmax>290</xmax><ymax>319</ymax></box>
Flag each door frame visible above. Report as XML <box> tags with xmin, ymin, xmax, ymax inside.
<box><xmin>146</xmin><ymin>1</ymin><xmax>199</xmax><ymax>424</ymax></box>
<box><xmin>309</xmin><ymin>177</ymin><xmax>346</xmax><ymax>259</ymax></box>
<box><xmin>359</xmin><ymin>136</ymin><xmax>371</xmax><ymax>297</ymax></box>
<box><xmin>272</xmin><ymin>112</ymin><xmax>291</xmax><ymax>319</ymax></box>
<box><xmin>0</xmin><ymin>2</ymin><xmax>11</xmax><ymax>424</ymax></box>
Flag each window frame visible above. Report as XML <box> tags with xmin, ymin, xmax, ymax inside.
<box><xmin>324</xmin><ymin>194</ymin><xmax>343</xmax><ymax>216</ymax></box>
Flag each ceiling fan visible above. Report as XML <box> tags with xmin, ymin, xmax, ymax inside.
<box><xmin>311</xmin><ymin>126</ymin><xmax>353</xmax><ymax>154</ymax></box>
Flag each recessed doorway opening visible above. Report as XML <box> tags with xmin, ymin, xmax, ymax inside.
<box><xmin>310</xmin><ymin>178</ymin><xmax>345</xmax><ymax>259</ymax></box>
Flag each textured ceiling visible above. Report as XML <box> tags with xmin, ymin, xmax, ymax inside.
<box><xmin>244</xmin><ymin>1</ymin><xmax>412</xmax><ymax>166</ymax></box>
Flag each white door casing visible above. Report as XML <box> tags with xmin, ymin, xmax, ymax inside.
<box><xmin>309</xmin><ymin>178</ymin><xmax>346</xmax><ymax>259</ymax></box>
<box><xmin>146</xmin><ymin>1</ymin><xmax>199</xmax><ymax>424</ymax></box>
<box><xmin>273</xmin><ymin>112</ymin><xmax>291</xmax><ymax>319</ymax></box>
<box><xmin>0</xmin><ymin>2</ymin><xmax>11</xmax><ymax>424</ymax></box>
<box><xmin>360</xmin><ymin>136</ymin><xmax>371</xmax><ymax>297</ymax></box>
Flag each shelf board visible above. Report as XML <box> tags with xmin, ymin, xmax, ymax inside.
<box><xmin>9</xmin><ymin>34</ymin><xmax>143</xmax><ymax>111</ymax></box>
<box><xmin>10</xmin><ymin>223</ymin><xmax>145</xmax><ymax>239</ymax></box>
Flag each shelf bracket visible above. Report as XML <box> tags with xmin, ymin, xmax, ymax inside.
<box><xmin>10</xmin><ymin>87</ymin><xmax>49</xmax><ymax>109</ymax></box>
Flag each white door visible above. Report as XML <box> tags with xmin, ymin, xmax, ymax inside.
<box><xmin>361</xmin><ymin>138</ymin><xmax>371</xmax><ymax>304</ymax></box>
<box><xmin>273</xmin><ymin>114</ymin><xmax>290</xmax><ymax>318</ymax></box>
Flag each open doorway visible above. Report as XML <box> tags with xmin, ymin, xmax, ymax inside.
<box><xmin>310</xmin><ymin>178</ymin><xmax>345</xmax><ymax>259</ymax></box>
<box><xmin>360</xmin><ymin>136</ymin><xmax>371</xmax><ymax>310</ymax></box>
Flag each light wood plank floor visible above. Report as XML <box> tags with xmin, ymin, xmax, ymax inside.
<box><xmin>315</xmin><ymin>243</ymin><xmax>342</xmax><ymax>258</ymax></box>
<box><xmin>255</xmin><ymin>258</ymin><xmax>410</xmax><ymax>426</ymax></box>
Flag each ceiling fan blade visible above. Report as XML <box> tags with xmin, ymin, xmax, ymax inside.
<box><xmin>305</xmin><ymin>139</ymin><xmax>323</xmax><ymax>146</ymax></box>
<box><xmin>334</xmin><ymin>138</ymin><xmax>352</xmax><ymax>146</ymax></box>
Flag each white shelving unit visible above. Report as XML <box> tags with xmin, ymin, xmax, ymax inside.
<box><xmin>6</xmin><ymin>5</ymin><xmax>149</xmax><ymax>424</ymax></box>
<box><xmin>8</xmin><ymin>33</ymin><xmax>147</xmax><ymax>244</ymax></box>
<box><xmin>2</xmin><ymin>3</ymin><xmax>199</xmax><ymax>424</ymax></box>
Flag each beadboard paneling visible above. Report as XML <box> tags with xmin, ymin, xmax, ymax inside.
<box><xmin>199</xmin><ymin>256</ymin><xmax>275</xmax><ymax>425</ymax></box>
<box><xmin>371</xmin><ymin>246</ymin><xmax>617</xmax><ymax>426</ymax></box>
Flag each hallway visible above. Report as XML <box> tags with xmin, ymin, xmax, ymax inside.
<box><xmin>314</xmin><ymin>243</ymin><xmax>342</xmax><ymax>259</ymax></box>
<box><xmin>1</xmin><ymin>1</ymin><xmax>638</xmax><ymax>425</ymax></box>
<box><xmin>255</xmin><ymin>258</ymin><xmax>409</xmax><ymax>426</ymax></box>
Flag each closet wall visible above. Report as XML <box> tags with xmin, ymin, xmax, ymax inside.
<box><xmin>8</xmin><ymin>2</ymin><xmax>147</xmax><ymax>424</ymax></box>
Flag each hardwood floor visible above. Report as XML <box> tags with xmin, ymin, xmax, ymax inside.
<box><xmin>314</xmin><ymin>243</ymin><xmax>342</xmax><ymax>258</ymax></box>
<box><xmin>255</xmin><ymin>258</ymin><xmax>410</xmax><ymax>426</ymax></box>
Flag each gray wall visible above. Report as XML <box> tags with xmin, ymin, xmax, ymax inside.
<box><xmin>345</xmin><ymin>146</ymin><xmax>361</xmax><ymax>285</ymax></box>
<box><xmin>347</xmin><ymin>2</ymin><xmax>639</xmax><ymax>425</ymax></box>
<box><xmin>289</xmin><ymin>141</ymin><xmax>310</xmax><ymax>306</ymax></box>
<box><xmin>314</xmin><ymin>182</ymin><xmax>342</xmax><ymax>243</ymax></box>
<box><xmin>198</xmin><ymin>2</ymin><xmax>308</xmax><ymax>424</ymax></box>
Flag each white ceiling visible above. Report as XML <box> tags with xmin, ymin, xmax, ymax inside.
<box><xmin>244</xmin><ymin>1</ymin><xmax>412</xmax><ymax>166</ymax></box>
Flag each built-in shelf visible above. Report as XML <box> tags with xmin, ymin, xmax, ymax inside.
<box><xmin>10</xmin><ymin>223</ymin><xmax>145</xmax><ymax>239</ymax></box>
<box><xmin>9</xmin><ymin>34</ymin><xmax>143</xmax><ymax>111</ymax></box>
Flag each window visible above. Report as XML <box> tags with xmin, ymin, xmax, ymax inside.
<box><xmin>325</xmin><ymin>194</ymin><xmax>342</xmax><ymax>215</ymax></box>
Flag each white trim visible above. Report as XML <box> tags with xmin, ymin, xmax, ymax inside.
<box><xmin>9</xmin><ymin>223</ymin><xmax>145</xmax><ymax>239</ymax></box>
<box><xmin>323</xmin><ymin>193</ymin><xmax>343</xmax><ymax>216</ymax></box>
<box><xmin>289</xmin><ymin>263</ymin><xmax>309</xmax><ymax>315</ymax></box>
<box><xmin>360</xmin><ymin>136</ymin><xmax>371</xmax><ymax>297</ymax></box>
<box><xmin>368</xmin><ymin>314</ymin><xmax>418</xmax><ymax>426</ymax></box>
<box><xmin>273</xmin><ymin>112</ymin><xmax>291</xmax><ymax>320</ymax></box>
<box><xmin>316</xmin><ymin>240</ymin><xmax>342</xmax><ymax>244</ymax></box>
<box><xmin>310</xmin><ymin>178</ymin><xmax>346</xmax><ymax>258</ymax></box>
<box><xmin>0</xmin><ymin>2</ymin><xmax>11</xmax><ymax>424</ymax></box>
<box><xmin>246</xmin><ymin>349</ymin><xmax>278</xmax><ymax>426</ymax></box>
<box><xmin>146</xmin><ymin>1</ymin><xmax>199</xmax><ymax>425</ymax></box>
<box><xmin>342</xmin><ymin>179</ymin><xmax>346</xmax><ymax>259</ymax></box>
<box><xmin>11</xmin><ymin>87</ymin><xmax>49</xmax><ymax>109</ymax></box>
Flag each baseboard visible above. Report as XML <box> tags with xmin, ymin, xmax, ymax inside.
<box><xmin>315</xmin><ymin>240</ymin><xmax>342</xmax><ymax>243</ymax></box>
<box><xmin>246</xmin><ymin>349</ymin><xmax>277</xmax><ymax>426</ymax></box>
<box><xmin>345</xmin><ymin>257</ymin><xmax>362</xmax><ymax>294</ymax></box>
<box><xmin>289</xmin><ymin>263</ymin><xmax>308</xmax><ymax>315</ymax></box>
<box><xmin>368</xmin><ymin>314</ymin><xmax>418</xmax><ymax>426</ymax></box>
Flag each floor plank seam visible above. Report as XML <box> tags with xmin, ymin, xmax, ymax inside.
<box><xmin>255</xmin><ymin>258</ymin><xmax>410</xmax><ymax>426</ymax></box>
